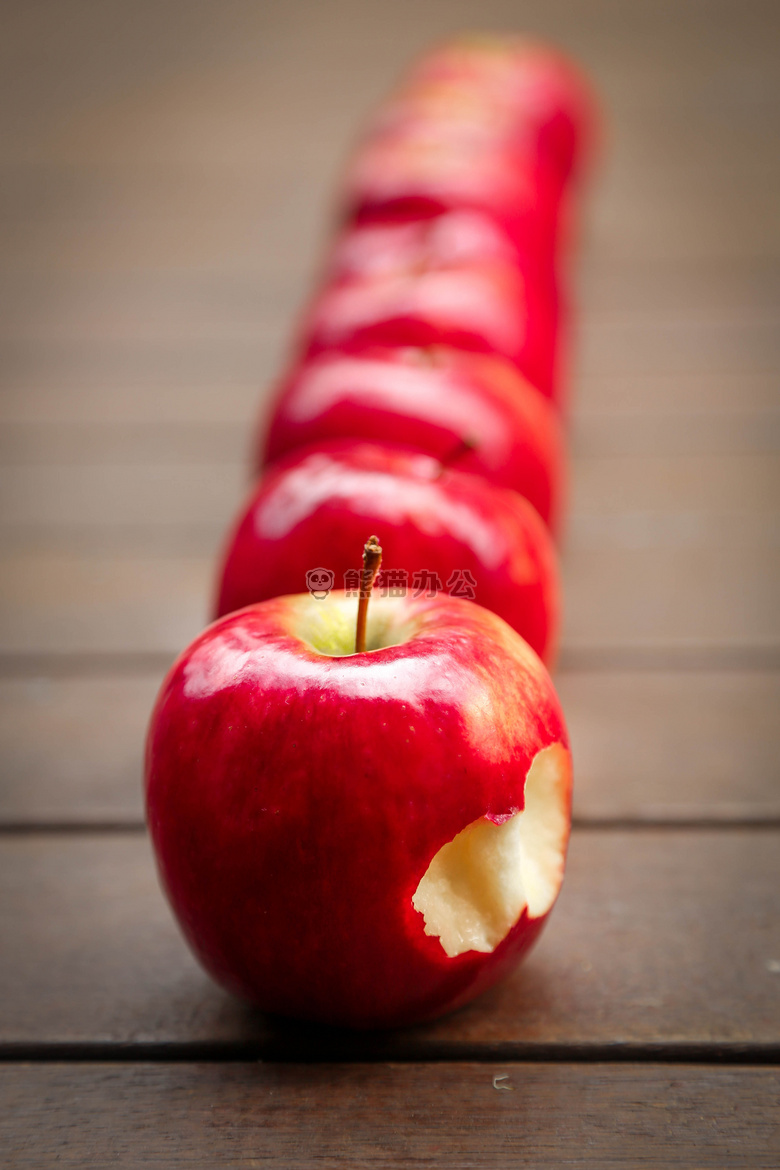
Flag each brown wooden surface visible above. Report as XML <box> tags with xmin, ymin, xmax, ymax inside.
<box><xmin>2</xmin><ymin>1064</ymin><xmax>779</xmax><ymax>1169</ymax></box>
<box><xmin>1</xmin><ymin>0</ymin><xmax>778</xmax><ymax>1163</ymax></box>
<box><xmin>2</xmin><ymin>830</ymin><xmax>778</xmax><ymax>1055</ymax></box>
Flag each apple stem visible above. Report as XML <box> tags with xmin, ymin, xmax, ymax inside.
<box><xmin>355</xmin><ymin>535</ymin><xmax>382</xmax><ymax>654</ymax></box>
<box><xmin>437</xmin><ymin>434</ymin><xmax>477</xmax><ymax>477</ymax></box>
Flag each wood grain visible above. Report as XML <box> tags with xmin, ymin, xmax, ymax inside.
<box><xmin>0</xmin><ymin>674</ymin><xmax>159</xmax><ymax>824</ymax></box>
<box><xmin>562</xmin><ymin>670</ymin><xmax>780</xmax><ymax>822</ymax></box>
<box><xmin>572</xmin><ymin>410</ymin><xmax>780</xmax><ymax>458</ymax></box>
<box><xmin>575</xmin><ymin>371</ymin><xmax>778</xmax><ymax>415</ymax></box>
<box><xmin>2</xmin><ymin>1063</ymin><xmax>778</xmax><ymax>1169</ymax></box>
<box><xmin>561</xmin><ymin>547</ymin><xmax>779</xmax><ymax>652</ymax></box>
<box><xmin>0</xmin><ymin>552</ymin><xmax>213</xmax><ymax>655</ymax></box>
<box><xmin>2</xmin><ymin>671</ymin><xmax>778</xmax><ymax>826</ymax></box>
<box><xmin>1</xmin><ymin>830</ymin><xmax>777</xmax><ymax>1055</ymax></box>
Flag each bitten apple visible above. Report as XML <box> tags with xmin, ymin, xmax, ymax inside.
<box><xmin>261</xmin><ymin>348</ymin><xmax>566</xmax><ymax>532</ymax></box>
<box><xmin>216</xmin><ymin>440</ymin><xmax>560</xmax><ymax>663</ymax></box>
<box><xmin>145</xmin><ymin>589</ymin><xmax>573</xmax><ymax>1029</ymax></box>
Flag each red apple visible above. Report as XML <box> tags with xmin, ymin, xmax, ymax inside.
<box><xmin>216</xmin><ymin>440</ymin><xmax>560</xmax><ymax>664</ymax></box>
<box><xmin>323</xmin><ymin>208</ymin><xmax>520</xmax><ymax>279</ymax></box>
<box><xmin>342</xmin><ymin>37</ymin><xmax>595</xmax><ymax>258</ymax></box>
<box><xmin>261</xmin><ymin>348</ymin><xmax>566</xmax><ymax>532</ymax></box>
<box><xmin>145</xmin><ymin>588</ymin><xmax>573</xmax><ymax>1029</ymax></box>
<box><xmin>298</xmin><ymin>211</ymin><xmax>559</xmax><ymax>398</ymax></box>
<box><xmin>370</xmin><ymin>36</ymin><xmax>593</xmax><ymax>184</ymax></box>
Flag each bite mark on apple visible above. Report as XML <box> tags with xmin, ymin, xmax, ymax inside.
<box><xmin>411</xmin><ymin>742</ymin><xmax>571</xmax><ymax>957</ymax></box>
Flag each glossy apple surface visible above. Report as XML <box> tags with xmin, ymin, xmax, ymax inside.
<box><xmin>261</xmin><ymin>349</ymin><xmax>566</xmax><ymax>531</ymax></box>
<box><xmin>216</xmin><ymin>440</ymin><xmax>560</xmax><ymax>663</ymax></box>
<box><xmin>301</xmin><ymin>210</ymin><xmax>558</xmax><ymax>396</ymax></box>
<box><xmin>342</xmin><ymin>36</ymin><xmax>595</xmax><ymax>257</ymax></box>
<box><xmin>145</xmin><ymin>590</ymin><xmax>573</xmax><ymax>1029</ymax></box>
<box><xmin>369</xmin><ymin>36</ymin><xmax>594</xmax><ymax>183</ymax></box>
<box><xmin>323</xmin><ymin>208</ymin><xmax>520</xmax><ymax>279</ymax></box>
<box><xmin>299</xmin><ymin>212</ymin><xmax>558</xmax><ymax>397</ymax></box>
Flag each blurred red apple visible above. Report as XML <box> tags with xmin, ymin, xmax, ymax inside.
<box><xmin>261</xmin><ymin>348</ymin><xmax>566</xmax><ymax>532</ymax></box>
<box><xmin>299</xmin><ymin>211</ymin><xmax>559</xmax><ymax>397</ymax></box>
<box><xmin>145</xmin><ymin>589</ymin><xmax>572</xmax><ymax>1028</ymax></box>
<box><xmin>342</xmin><ymin>36</ymin><xmax>595</xmax><ymax>259</ymax></box>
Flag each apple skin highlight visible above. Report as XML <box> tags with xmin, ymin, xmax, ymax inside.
<box><xmin>298</xmin><ymin>225</ymin><xmax>554</xmax><ymax>398</ymax></box>
<box><xmin>296</xmin><ymin>211</ymin><xmax>562</xmax><ymax>401</ymax></box>
<box><xmin>145</xmin><ymin>592</ymin><xmax>572</xmax><ymax>1030</ymax></box>
<box><xmin>216</xmin><ymin>440</ymin><xmax>560</xmax><ymax>664</ymax></box>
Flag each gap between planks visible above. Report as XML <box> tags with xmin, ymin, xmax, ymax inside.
<box><xmin>2</xmin><ymin>819</ymin><xmax>780</xmax><ymax>834</ymax></box>
<box><xmin>0</xmin><ymin>645</ymin><xmax>779</xmax><ymax>677</ymax></box>
<box><xmin>0</xmin><ymin>1041</ymin><xmax>778</xmax><ymax>1067</ymax></box>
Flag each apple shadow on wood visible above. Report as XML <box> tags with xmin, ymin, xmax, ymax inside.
<box><xmin>175</xmin><ymin>959</ymin><xmax>560</xmax><ymax>1059</ymax></box>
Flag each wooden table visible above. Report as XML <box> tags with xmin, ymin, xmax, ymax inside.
<box><xmin>1</xmin><ymin>2</ymin><xmax>778</xmax><ymax>1165</ymax></box>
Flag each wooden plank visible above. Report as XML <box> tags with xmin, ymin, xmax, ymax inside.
<box><xmin>562</xmin><ymin>670</ymin><xmax>780</xmax><ymax>822</ymax></box>
<box><xmin>0</xmin><ymin>218</ymin><xmax>326</xmax><ymax>286</ymax></box>
<box><xmin>1</xmin><ymin>452</ymin><xmax>776</xmax><ymax>526</ymax></box>
<box><xmin>579</xmin><ymin>314</ymin><xmax>779</xmax><ymax>379</ymax></box>
<box><xmin>0</xmin><ymin>552</ymin><xmax>212</xmax><ymax>655</ymax></box>
<box><xmin>0</xmin><ymin>336</ymin><xmax>283</xmax><ymax>392</ymax></box>
<box><xmin>572</xmin><ymin>453</ymin><xmax>779</xmax><ymax>514</ymax></box>
<box><xmin>0</xmin><ymin>274</ymin><xmax>309</xmax><ymax>346</ymax></box>
<box><xmin>1</xmin><ymin>1063</ymin><xmax>778</xmax><ymax>1169</ymax></box>
<box><xmin>1</xmin><ymin>371</ymin><xmax>775</xmax><ymax>426</ymax></box>
<box><xmin>0</xmin><ymin>464</ymin><xmax>245</xmax><ymax>529</ymax></box>
<box><xmin>1</xmin><ymin>410</ymin><xmax>777</xmax><ymax>469</ymax></box>
<box><xmin>572</xmin><ymin>411</ymin><xmax>780</xmax><ymax>457</ymax></box>
<box><xmin>0</xmin><ymin>674</ymin><xmax>158</xmax><ymax>824</ymax></box>
<box><xmin>563</xmin><ymin>453</ymin><xmax>780</xmax><ymax>652</ymax></box>
<box><xmin>2</xmin><ymin>166</ymin><xmax>778</xmax><ymax>272</ymax></box>
<box><xmin>575</xmin><ymin>372</ymin><xmax>778</xmax><ymax>415</ymax></box>
<box><xmin>561</xmin><ymin>546</ymin><xmax>779</xmax><ymax>652</ymax></box>
<box><xmin>580</xmin><ymin>259</ymin><xmax>780</xmax><ymax>315</ymax></box>
<box><xmin>0</xmin><ymin>422</ymin><xmax>250</xmax><ymax>466</ymax></box>
<box><xmin>1</xmin><ymin>671</ymin><xmax>778</xmax><ymax>826</ymax></box>
<box><xmin>1</xmin><ymin>313</ymin><xmax>777</xmax><ymax>391</ymax></box>
<box><xmin>2</xmin><ymin>251</ymin><xmax>778</xmax><ymax>313</ymax></box>
<box><xmin>0</xmin><ymin>383</ymin><xmax>260</xmax><ymax>426</ymax></box>
<box><xmin>1</xmin><ymin>830</ymin><xmax>777</xmax><ymax>1054</ymax></box>
<box><xmin>1</xmin><ymin>542</ymin><xmax>774</xmax><ymax>656</ymax></box>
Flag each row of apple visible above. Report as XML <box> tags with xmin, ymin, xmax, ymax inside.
<box><xmin>145</xmin><ymin>37</ymin><xmax>596</xmax><ymax>1029</ymax></box>
<box><xmin>211</xmin><ymin>39</ymin><xmax>594</xmax><ymax>664</ymax></box>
